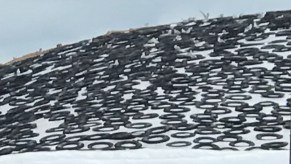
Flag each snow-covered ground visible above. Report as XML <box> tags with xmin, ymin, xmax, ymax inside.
<box><xmin>1</xmin><ymin>149</ymin><xmax>288</xmax><ymax>164</ymax></box>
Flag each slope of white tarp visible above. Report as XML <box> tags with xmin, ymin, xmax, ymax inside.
<box><xmin>1</xmin><ymin>149</ymin><xmax>289</xmax><ymax>164</ymax></box>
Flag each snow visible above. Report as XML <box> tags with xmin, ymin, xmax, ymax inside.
<box><xmin>175</xmin><ymin>35</ymin><xmax>182</xmax><ymax>41</ymax></box>
<box><xmin>32</xmin><ymin>65</ymin><xmax>55</xmax><ymax>77</ymax></box>
<box><xmin>132</xmin><ymin>80</ymin><xmax>151</xmax><ymax>90</ymax></box>
<box><xmin>32</xmin><ymin>118</ymin><xmax>64</xmax><ymax>141</ymax></box>
<box><xmin>1</xmin><ymin>149</ymin><xmax>288</xmax><ymax>164</ymax></box>
<box><xmin>123</xmin><ymin>93</ymin><xmax>134</xmax><ymax>100</ymax></box>
<box><xmin>148</xmin><ymin>38</ymin><xmax>159</xmax><ymax>44</ymax></box>
<box><xmin>0</xmin><ymin>103</ymin><xmax>13</xmax><ymax>115</ymax></box>
<box><xmin>1</xmin><ymin>72</ymin><xmax>15</xmax><ymax>80</ymax></box>
<box><xmin>181</xmin><ymin>27</ymin><xmax>192</xmax><ymax>34</ymax></box>
<box><xmin>170</xmin><ymin>23</ymin><xmax>178</xmax><ymax>29</ymax></box>
<box><xmin>58</xmin><ymin>46</ymin><xmax>81</xmax><ymax>56</ymax></box>
<box><xmin>76</xmin><ymin>87</ymin><xmax>87</xmax><ymax>101</ymax></box>
<box><xmin>156</xmin><ymin>87</ymin><xmax>165</xmax><ymax>95</ymax></box>
<box><xmin>54</xmin><ymin>65</ymin><xmax>72</xmax><ymax>71</ymax></box>
<box><xmin>185</xmin><ymin>22</ymin><xmax>196</xmax><ymax>26</ymax></box>
<box><xmin>144</xmin><ymin>43</ymin><xmax>156</xmax><ymax>48</ymax></box>
<box><xmin>102</xmin><ymin>85</ymin><xmax>116</xmax><ymax>92</ymax></box>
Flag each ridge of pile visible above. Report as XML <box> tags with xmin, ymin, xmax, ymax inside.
<box><xmin>0</xmin><ymin>10</ymin><xmax>291</xmax><ymax>155</ymax></box>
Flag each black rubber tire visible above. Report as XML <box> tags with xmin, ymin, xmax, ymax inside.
<box><xmin>132</xmin><ymin>113</ymin><xmax>159</xmax><ymax>120</ymax></box>
<box><xmin>159</xmin><ymin>113</ymin><xmax>185</xmax><ymax>120</ymax></box>
<box><xmin>229</xmin><ymin>140</ymin><xmax>255</xmax><ymax>147</ymax></box>
<box><xmin>40</xmin><ymin>134</ymin><xmax>66</xmax><ymax>144</ymax></box>
<box><xmin>195</xmin><ymin>101</ymin><xmax>218</xmax><ymax>109</ymax></box>
<box><xmin>166</xmin><ymin>141</ymin><xmax>192</xmax><ymax>147</ymax></box>
<box><xmin>160</xmin><ymin>119</ymin><xmax>188</xmax><ymax>126</ymax></box>
<box><xmin>56</xmin><ymin>141</ymin><xmax>84</xmax><ymax>150</ymax></box>
<box><xmin>64</xmin><ymin>135</ymin><xmax>87</xmax><ymax>142</ymax></box>
<box><xmin>220</xmin><ymin>101</ymin><xmax>249</xmax><ymax>108</ymax></box>
<box><xmin>190</xmin><ymin>113</ymin><xmax>218</xmax><ymax>122</ymax></box>
<box><xmin>217</xmin><ymin>135</ymin><xmax>243</xmax><ymax>142</ymax></box>
<box><xmin>84</xmin><ymin>133</ymin><xmax>110</xmax><ymax>141</ymax></box>
<box><xmin>204</xmin><ymin>107</ymin><xmax>232</xmax><ymax>115</ymax></box>
<box><xmin>220</xmin><ymin>147</ymin><xmax>239</xmax><ymax>151</ymax></box>
<box><xmin>109</xmin><ymin>132</ymin><xmax>135</xmax><ymax>140</ymax></box>
<box><xmin>219</xmin><ymin>116</ymin><xmax>246</xmax><ymax>125</ymax></box>
<box><xmin>195</xmin><ymin>127</ymin><xmax>221</xmax><ymax>135</ymax></box>
<box><xmin>225</xmin><ymin>95</ymin><xmax>252</xmax><ymax>100</ymax></box>
<box><xmin>45</xmin><ymin>126</ymin><xmax>66</xmax><ymax>133</ymax></box>
<box><xmin>193</xmin><ymin>137</ymin><xmax>217</xmax><ymax>144</ymax></box>
<box><xmin>261</xmin><ymin>91</ymin><xmax>284</xmax><ymax>98</ymax></box>
<box><xmin>272</xmin><ymin>106</ymin><xmax>291</xmax><ymax>116</ymax></box>
<box><xmin>256</xmin><ymin>114</ymin><xmax>283</xmax><ymax>124</ymax></box>
<box><xmin>254</xmin><ymin>126</ymin><xmax>282</xmax><ymax>132</ymax></box>
<box><xmin>88</xmin><ymin>142</ymin><xmax>114</xmax><ymax>150</ymax></box>
<box><xmin>8</xmin><ymin>139</ymin><xmax>37</xmax><ymax>151</ymax></box>
<box><xmin>63</xmin><ymin>126</ymin><xmax>90</xmax><ymax>134</ymax></box>
<box><xmin>115</xmin><ymin>140</ymin><xmax>142</xmax><ymax>150</ymax></box>
<box><xmin>235</xmin><ymin>105</ymin><xmax>262</xmax><ymax>113</ymax></box>
<box><xmin>171</xmin><ymin>132</ymin><xmax>195</xmax><ymax>138</ymax></box>
<box><xmin>173</xmin><ymin>123</ymin><xmax>196</xmax><ymax>131</ymax></box>
<box><xmin>223</xmin><ymin>128</ymin><xmax>251</xmax><ymax>135</ymax></box>
<box><xmin>142</xmin><ymin>135</ymin><xmax>170</xmax><ymax>144</ymax></box>
<box><xmin>125</xmin><ymin>122</ymin><xmax>152</xmax><ymax>129</ymax></box>
<box><xmin>145</xmin><ymin>126</ymin><xmax>172</xmax><ymax>135</ymax></box>
<box><xmin>261</xmin><ymin>142</ymin><xmax>288</xmax><ymax>150</ymax></box>
<box><xmin>0</xmin><ymin>147</ymin><xmax>14</xmax><ymax>155</ymax></box>
<box><xmin>192</xmin><ymin>143</ymin><xmax>220</xmax><ymax>150</ymax></box>
<box><xmin>256</xmin><ymin>133</ymin><xmax>283</xmax><ymax>140</ymax></box>
<box><xmin>255</xmin><ymin>101</ymin><xmax>278</xmax><ymax>107</ymax></box>
<box><xmin>164</xmin><ymin>107</ymin><xmax>190</xmax><ymax>113</ymax></box>
<box><xmin>92</xmin><ymin>125</ymin><xmax>119</xmax><ymax>132</ymax></box>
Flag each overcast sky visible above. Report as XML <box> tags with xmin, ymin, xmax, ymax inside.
<box><xmin>1</xmin><ymin>0</ymin><xmax>291</xmax><ymax>63</ymax></box>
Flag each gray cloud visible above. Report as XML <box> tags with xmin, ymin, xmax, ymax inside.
<box><xmin>1</xmin><ymin>0</ymin><xmax>291</xmax><ymax>63</ymax></box>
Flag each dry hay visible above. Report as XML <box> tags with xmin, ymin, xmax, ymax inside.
<box><xmin>4</xmin><ymin>24</ymin><xmax>165</xmax><ymax>66</ymax></box>
<box><xmin>5</xmin><ymin>49</ymin><xmax>51</xmax><ymax>65</ymax></box>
